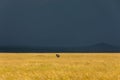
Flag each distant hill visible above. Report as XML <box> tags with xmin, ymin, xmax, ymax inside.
<box><xmin>57</xmin><ymin>43</ymin><xmax>120</xmax><ymax>52</ymax></box>
<box><xmin>81</xmin><ymin>43</ymin><xmax>120</xmax><ymax>52</ymax></box>
<box><xmin>0</xmin><ymin>43</ymin><xmax>120</xmax><ymax>53</ymax></box>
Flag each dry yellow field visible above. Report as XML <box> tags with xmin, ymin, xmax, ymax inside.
<box><xmin>0</xmin><ymin>53</ymin><xmax>120</xmax><ymax>80</ymax></box>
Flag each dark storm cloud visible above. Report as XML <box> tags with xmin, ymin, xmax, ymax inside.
<box><xmin>0</xmin><ymin>0</ymin><xmax>120</xmax><ymax>47</ymax></box>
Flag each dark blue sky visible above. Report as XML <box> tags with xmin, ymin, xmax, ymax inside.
<box><xmin>0</xmin><ymin>0</ymin><xmax>120</xmax><ymax>47</ymax></box>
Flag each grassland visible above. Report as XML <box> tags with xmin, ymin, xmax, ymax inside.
<box><xmin>0</xmin><ymin>53</ymin><xmax>120</xmax><ymax>80</ymax></box>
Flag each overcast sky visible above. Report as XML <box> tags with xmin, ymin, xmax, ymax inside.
<box><xmin>0</xmin><ymin>0</ymin><xmax>120</xmax><ymax>47</ymax></box>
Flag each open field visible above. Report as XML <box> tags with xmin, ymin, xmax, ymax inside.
<box><xmin>0</xmin><ymin>53</ymin><xmax>120</xmax><ymax>80</ymax></box>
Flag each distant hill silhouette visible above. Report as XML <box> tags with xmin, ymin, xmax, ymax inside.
<box><xmin>0</xmin><ymin>43</ymin><xmax>120</xmax><ymax>53</ymax></box>
<box><xmin>82</xmin><ymin>42</ymin><xmax>120</xmax><ymax>52</ymax></box>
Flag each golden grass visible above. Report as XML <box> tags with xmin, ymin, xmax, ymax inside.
<box><xmin>0</xmin><ymin>53</ymin><xmax>120</xmax><ymax>80</ymax></box>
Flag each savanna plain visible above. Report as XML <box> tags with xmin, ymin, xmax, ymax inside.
<box><xmin>0</xmin><ymin>53</ymin><xmax>120</xmax><ymax>80</ymax></box>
